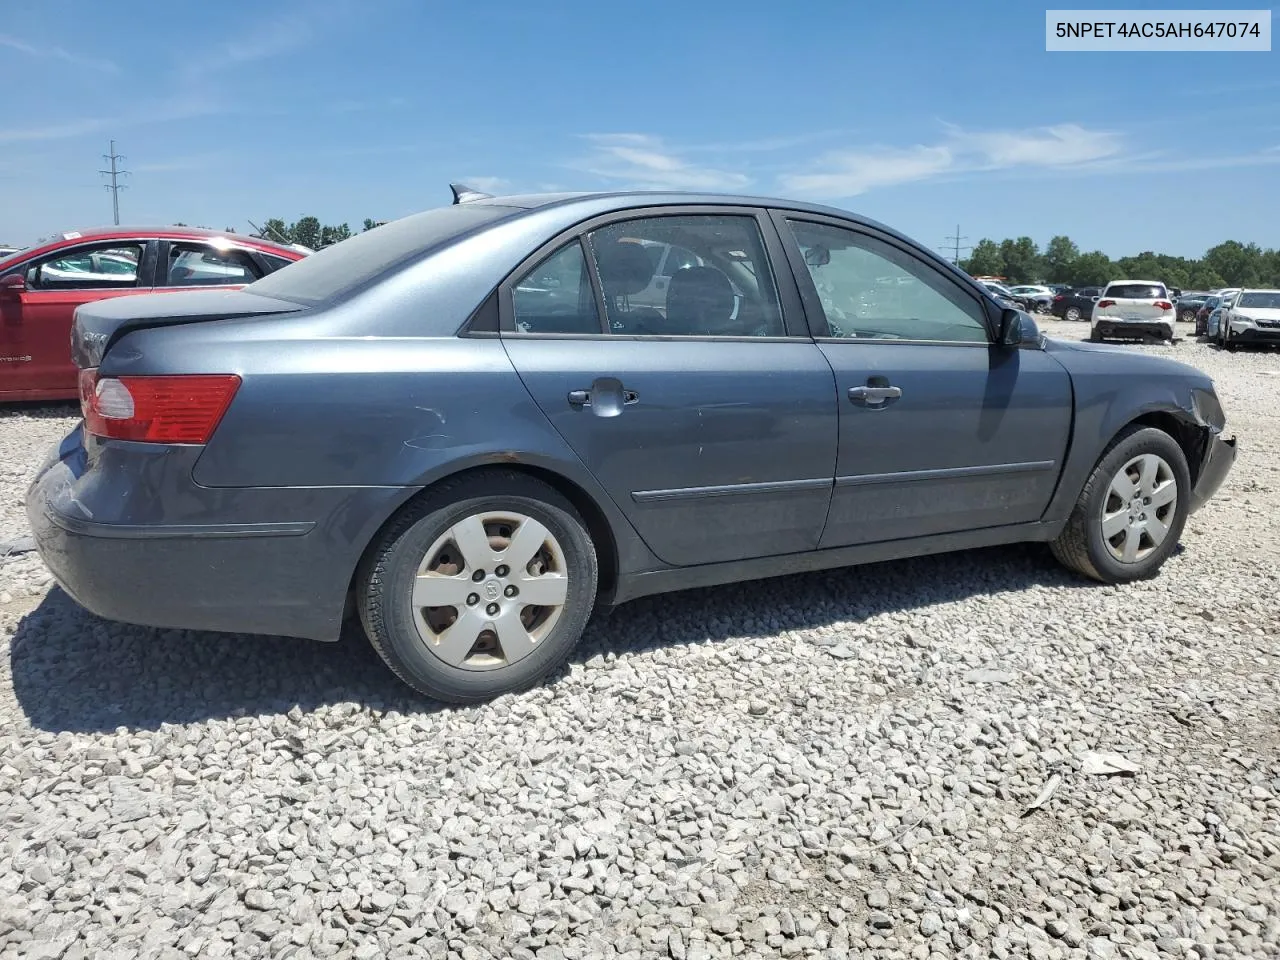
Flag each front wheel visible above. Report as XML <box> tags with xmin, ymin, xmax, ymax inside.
<box><xmin>357</xmin><ymin>470</ymin><xmax>599</xmax><ymax>703</ymax></box>
<box><xmin>1065</xmin><ymin>306</ymin><xmax>1081</xmax><ymax>322</ymax></box>
<box><xmin>1050</xmin><ymin>426</ymin><xmax>1190</xmax><ymax>584</ymax></box>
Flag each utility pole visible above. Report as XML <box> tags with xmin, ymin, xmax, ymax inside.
<box><xmin>944</xmin><ymin>224</ymin><xmax>969</xmax><ymax>264</ymax></box>
<box><xmin>99</xmin><ymin>140</ymin><xmax>129</xmax><ymax>225</ymax></box>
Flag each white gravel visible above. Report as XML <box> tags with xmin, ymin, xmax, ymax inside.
<box><xmin>2</xmin><ymin>322</ymin><xmax>1278</xmax><ymax>960</ymax></box>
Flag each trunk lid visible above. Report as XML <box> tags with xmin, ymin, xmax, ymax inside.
<box><xmin>1094</xmin><ymin>282</ymin><xmax>1173</xmax><ymax>324</ymax></box>
<box><xmin>72</xmin><ymin>289</ymin><xmax>306</xmax><ymax>368</ymax></box>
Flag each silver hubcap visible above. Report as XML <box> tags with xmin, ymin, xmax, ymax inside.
<box><xmin>411</xmin><ymin>511</ymin><xmax>568</xmax><ymax>671</ymax></box>
<box><xmin>1101</xmin><ymin>454</ymin><xmax>1177</xmax><ymax>563</ymax></box>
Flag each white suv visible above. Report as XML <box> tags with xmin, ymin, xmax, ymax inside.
<box><xmin>1219</xmin><ymin>288</ymin><xmax>1280</xmax><ymax>350</ymax></box>
<box><xmin>1089</xmin><ymin>280</ymin><xmax>1176</xmax><ymax>343</ymax></box>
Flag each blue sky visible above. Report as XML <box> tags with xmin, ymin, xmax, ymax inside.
<box><xmin>2</xmin><ymin>0</ymin><xmax>1277</xmax><ymax>259</ymax></box>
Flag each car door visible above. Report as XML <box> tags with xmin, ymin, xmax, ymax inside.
<box><xmin>1</xmin><ymin>239</ymin><xmax>154</xmax><ymax>396</ymax></box>
<box><xmin>771</xmin><ymin>211</ymin><xmax>1073</xmax><ymax>547</ymax></box>
<box><xmin>156</xmin><ymin>240</ymin><xmax>266</xmax><ymax>293</ymax></box>
<box><xmin>498</xmin><ymin>207</ymin><xmax>838</xmax><ymax>567</ymax></box>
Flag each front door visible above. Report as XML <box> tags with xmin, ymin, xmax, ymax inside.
<box><xmin>775</xmin><ymin>213</ymin><xmax>1073</xmax><ymax>547</ymax></box>
<box><xmin>500</xmin><ymin>209</ymin><xmax>838</xmax><ymax>567</ymax></box>
<box><xmin>1</xmin><ymin>240</ymin><xmax>153</xmax><ymax>397</ymax></box>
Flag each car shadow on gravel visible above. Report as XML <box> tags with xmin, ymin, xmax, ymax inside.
<box><xmin>8</xmin><ymin>540</ymin><xmax>1099</xmax><ymax>732</ymax></box>
<box><xmin>0</xmin><ymin>400</ymin><xmax>80</xmax><ymax>419</ymax></box>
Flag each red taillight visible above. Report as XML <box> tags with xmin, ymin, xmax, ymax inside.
<box><xmin>1155</xmin><ymin>300</ymin><xmax>1173</xmax><ymax>310</ymax></box>
<box><xmin>1097</xmin><ymin>299</ymin><xmax>1115</xmax><ymax>309</ymax></box>
<box><xmin>1053</xmin><ymin>294</ymin><xmax>1065</xmax><ymax>302</ymax></box>
<box><xmin>78</xmin><ymin>369</ymin><xmax>240</xmax><ymax>443</ymax></box>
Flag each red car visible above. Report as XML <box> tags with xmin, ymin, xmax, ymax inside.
<box><xmin>0</xmin><ymin>226</ymin><xmax>307</xmax><ymax>401</ymax></box>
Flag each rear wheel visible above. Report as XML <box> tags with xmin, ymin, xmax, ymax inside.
<box><xmin>1065</xmin><ymin>306</ymin><xmax>1081</xmax><ymax>321</ymax></box>
<box><xmin>1179</xmin><ymin>309</ymin><xmax>1196</xmax><ymax>323</ymax></box>
<box><xmin>357</xmin><ymin>470</ymin><xmax>598</xmax><ymax>703</ymax></box>
<box><xmin>1050</xmin><ymin>426</ymin><xmax>1189</xmax><ymax>584</ymax></box>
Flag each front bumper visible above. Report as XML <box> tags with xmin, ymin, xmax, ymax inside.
<box><xmin>1189</xmin><ymin>432</ymin><xmax>1238</xmax><ymax>514</ymax></box>
<box><xmin>25</xmin><ymin>426</ymin><xmax>409</xmax><ymax>641</ymax></box>
<box><xmin>1227</xmin><ymin>325</ymin><xmax>1280</xmax><ymax>345</ymax></box>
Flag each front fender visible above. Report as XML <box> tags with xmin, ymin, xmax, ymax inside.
<box><xmin>1039</xmin><ymin>343</ymin><xmax>1217</xmax><ymax>524</ymax></box>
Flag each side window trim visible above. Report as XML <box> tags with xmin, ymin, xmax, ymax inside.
<box><xmin>767</xmin><ymin>209</ymin><xmax>998</xmax><ymax>344</ymax></box>
<box><xmin>490</xmin><ymin>204</ymin><xmax>812</xmax><ymax>340</ymax></box>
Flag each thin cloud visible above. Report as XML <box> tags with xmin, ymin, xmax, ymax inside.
<box><xmin>176</xmin><ymin>1</ymin><xmax>353</xmax><ymax>82</ymax></box>
<box><xmin>0</xmin><ymin>118</ymin><xmax>113</xmax><ymax>145</ymax></box>
<box><xmin>0</xmin><ymin>34</ymin><xmax>117</xmax><ymax>73</ymax></box>
<box><xmin>0</xmin><ymin>96</ymin><xmax>224</xmax><ymax>146</ymax></box>
<box><xmin>783</xmin><ymin>145</ymin><xmax>955</xmax><ymax>195</ymax></box>
<box><xmin>947</xmin><ymin>123</ymin><xmax>1123</xmax><ymax>168</ymax></box>
<box><xmin>781</xmin><ymin>123</ymin><xmax>1127</xmax><ymax>197</ymax></box>
<box><xmin>575</xmin><ymin>134</ymin><xmax>751</xmax><ymax>191</ymax></box>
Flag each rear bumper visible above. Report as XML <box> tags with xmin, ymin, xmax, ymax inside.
<box><xmin>25</xmin><ymin>426</ymin><xmax>410</xmax><ymax>641</ymax></box>
<box><xmin>1189</xmin><ymin>432</ymin><xmax>1238</xmax><ymax>514</ymax></box>
<box><xmin>1093</xmin><ymin>319</ymin><xmax>1173</xmax><ymax>339</ymax></box>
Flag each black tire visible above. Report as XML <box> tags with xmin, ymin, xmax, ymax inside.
<box><xmin>1065</xmin><ymin>306</ymin><xmax>1081</xmax><ymax>322</ymax></box>
<box><xmin>1179</xmin><ymin>309</ymin><xmax>1195</xmax><ymax>324</ymax></box>
<box><xmin>1050</xmin><ymin>425</ymin><xmax>1190</xmax><ymax>584</ymax></box>
<box><xmin>357</xmin><ymin>469</ymin><xmax>599</xmax><ymax>704</ymax></box>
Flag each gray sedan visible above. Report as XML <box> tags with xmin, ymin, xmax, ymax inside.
<box><xmin>27</xmin><ymin>186</ymin><xmax>1238</xmax><ymax>703</ymax></box>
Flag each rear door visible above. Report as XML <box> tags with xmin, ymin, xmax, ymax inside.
<box><xmin>498</xmin><ymin>206</ymin><xmax>838</xmax><ymax>567</ymax></box>
<box><xmin>772</xmin><ymin>211</ymin><xmax>1073</xmax><ymax>547</ymax></box>
<box><xmin>2</xmin><ymin>239</ymin><xmax>155</xmax><ymax>396</ymax></box>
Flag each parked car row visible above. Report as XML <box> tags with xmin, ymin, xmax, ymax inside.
<box><xmin>0</xmin><ymin>226</ymin><xmax>307</xmax><ymax>400</ymax></box>
<box><xmin>17</xmin><ymin>185</ymin><xmax>1238</xmax><ymax>702</ymax></box>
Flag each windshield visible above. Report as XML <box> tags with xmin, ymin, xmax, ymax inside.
<box><xmin>244</xmin><ymin>204</ymin><xmax>518</xmax><ymax>305</ymax></box>
<box><xmin>983</xmin><ymin>282</ymin><xmax>1013</xmax><ymax>297</ymax></box>
<box><xmin>1105</xmin><ymin>283</ymin><xmax>1166</xmax><ymax>299</ymax></box>
<box><xmin>1238</xmin><ymin>292</ymin><xmax>1280</xmax><ymax>309</ymax></box>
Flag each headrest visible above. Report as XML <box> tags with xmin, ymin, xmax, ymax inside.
<box><xmin>593</xmin><ymin>240</ymin><xmax>654</xmax><ymax>297</ymax></box>
<box><xmin>666</xmin><ymin>266</ymin><xmax>736</xmax><ymax>329</ymax></box>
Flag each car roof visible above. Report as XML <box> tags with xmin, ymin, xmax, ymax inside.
<box><xmin>47</xmin><ymin>224</ymin><xmax>300</xmax><ymax>252</ymax></box>
<box><xmin>459</xmin><ymin>189</ymin><xmax>934</xmax><ymax>245</ymax></box>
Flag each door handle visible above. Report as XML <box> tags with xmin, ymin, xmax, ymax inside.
<box><xmin>848</xmin><ymin>384</ymin><xmax>902</xmax><ymax>407</ymax></box>
<box><xmin>568</xmin><ymin>379</ymin><xmax>639</xmax><ymax>416</ymax></box>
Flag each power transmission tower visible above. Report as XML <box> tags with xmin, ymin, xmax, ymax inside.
<box><xmin>99</xmin><ymin>140</ymin><xmax>130</xmax><ymax>225</ymax></box>
<box><xmin>944</xmin><ymin>224</ymin><xmax>970</xmax><ymax>264</ymax></box>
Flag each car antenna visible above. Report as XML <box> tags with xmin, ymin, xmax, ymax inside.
<box><xmin>450</xmin><ymin>183</ymin><xmax>494</xmax><ymax>204</ymax></box>
<box><xmin>246</xmin><ymin>218</ymin><xmax>293</xmax><ymax>246</ymax></box>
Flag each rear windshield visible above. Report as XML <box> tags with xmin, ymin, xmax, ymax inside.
<box><xmin>1238</xmin><ymin>292</ymin><xmax>1280</xmax><ymax>309</ymax></box>
<box><xmin>244</xmin><ymin>204</ymin><xmax>517</xmax><ymax>305</ymax></box>
<box><xmin>1105</xmin><ymin>283</ymin><xmax>1166</xmax><ymax>299</ymax></box>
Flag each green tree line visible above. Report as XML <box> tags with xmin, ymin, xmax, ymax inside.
<box><xmin>960</xmin><ymin>236</ymin><xmax>1280</xmax><ymax>290</ymax></box>
<box><xmin>250</xmin><ymin>217</ymin><xmax>383</xmax><ymax>249</ymax></box>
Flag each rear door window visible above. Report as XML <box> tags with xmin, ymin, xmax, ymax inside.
<box><xmin>165</xmin><ymin>243</ymin><xmax>262</xmax><ymax>286</ymax></box>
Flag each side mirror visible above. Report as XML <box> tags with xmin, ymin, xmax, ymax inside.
<box><xmin>999</xmin><ymin>308</ymin><xmax>1038</xmax><ymax>347</ymax></box>
<box><xmin>0</xmin><ymin>273</ymin><xmax>25</xmax><ymax>299</ymax></box>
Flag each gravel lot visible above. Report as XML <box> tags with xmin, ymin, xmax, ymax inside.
<box><xmin>2</xmin><ymin>320</ymin><xmax>1278</xmax><ymax>960</ymax></box>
